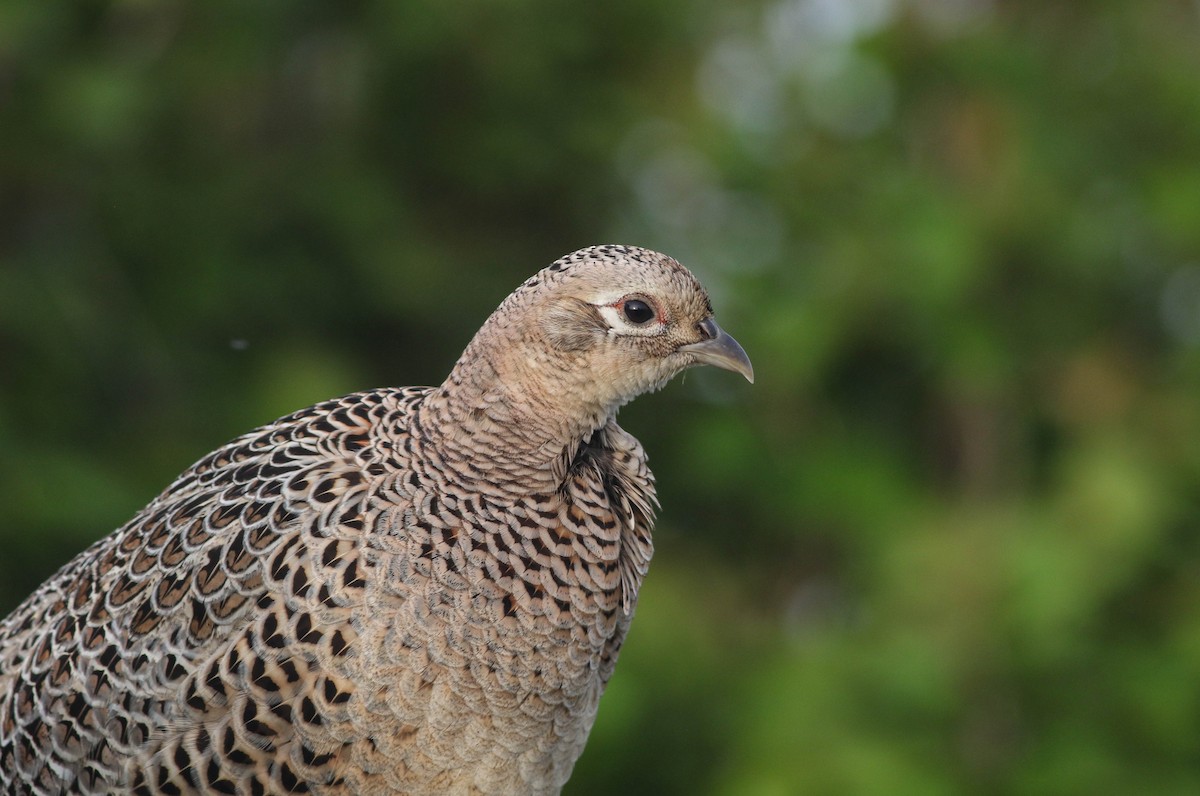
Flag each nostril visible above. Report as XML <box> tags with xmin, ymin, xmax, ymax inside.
<box><xmin>697</xmin><ymin>318</ymin><xmax>717</xmax><ymax>340</ymax></box>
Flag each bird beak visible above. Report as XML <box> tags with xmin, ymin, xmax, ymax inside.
<box><xmin>680</xmin><ymin>319</ymin><xmax>755</xmax><ymax>384</ymax></box>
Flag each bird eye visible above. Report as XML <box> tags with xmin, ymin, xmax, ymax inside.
<box><xmin>622</xmin><ymin>298</ymin><xmax>655</xmax><ymax>325</ymax></box>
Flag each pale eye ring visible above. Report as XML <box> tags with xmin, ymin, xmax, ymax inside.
<box><xmin>621</xmin><ymin>298</ymin><xmax>655</xmax><ymax>325</ymax></box>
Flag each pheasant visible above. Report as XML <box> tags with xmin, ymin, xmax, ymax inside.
<box><xmin>0</xmin><ymin>245</ymin><xmax>753</xmax><ymax>795</ymax></box>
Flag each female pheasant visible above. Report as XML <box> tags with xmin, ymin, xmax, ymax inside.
<box><xmin>0</xmin><ymin>245</ymin><xmax>752</xmax><ymax>795</ymax></box>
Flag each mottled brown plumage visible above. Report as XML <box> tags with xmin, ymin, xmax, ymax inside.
<box><xmin>0</xmin><ymin>245</ymin><xmax>752</xmax><ymax>795</ymax></box>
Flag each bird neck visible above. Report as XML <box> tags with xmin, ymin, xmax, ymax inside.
<box><xmin>421</xmin><ymin>351</ymin><xmax>614</xmax><ymax>490</ymax></box>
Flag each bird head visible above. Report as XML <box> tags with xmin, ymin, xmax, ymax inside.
<box><xmin>533</xmin><ymin>245</ymin><xmax>753</xmax><ymax>400</ymax></box>
<box><xmin>443</xmin><ymin>246</ymin><xmax>752</xmax><ymax>444</ymax></box>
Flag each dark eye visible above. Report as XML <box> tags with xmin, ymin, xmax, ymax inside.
<box><xmin>622</xmin><ymin>298</ymin><xmax>655</xmax><ymax>325</ymax></box>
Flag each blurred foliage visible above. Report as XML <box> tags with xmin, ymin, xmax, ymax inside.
<box><xmin>3</xmin><ymin>0</ymin><xmax>1200</xmax><ymax>793</ymax></box>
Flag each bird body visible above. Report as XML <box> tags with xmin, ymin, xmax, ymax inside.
<box><xmin>0</xmin><ymin>246</ymin><xmax>752</xmax><ymax>794</ymax></box>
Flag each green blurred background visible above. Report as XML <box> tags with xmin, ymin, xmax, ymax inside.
<box><xmin>4</xmin><ymin>0</ymin><xmax>1200</xmax><ymax>793</ymax></box>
